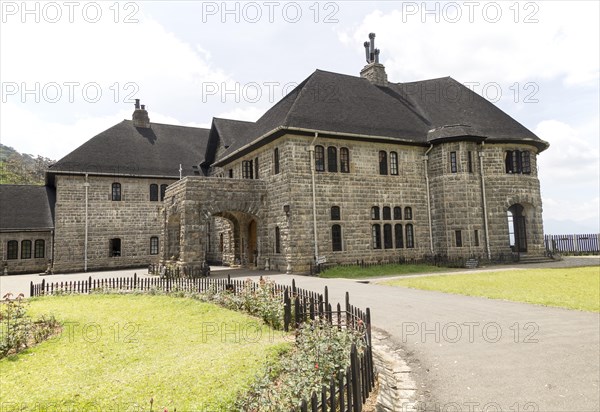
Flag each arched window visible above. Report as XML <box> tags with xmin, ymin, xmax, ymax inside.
<box><xmin>371</xmin><ymin>206</ymin><xmax>380</xmax><ymax>220</ymax></box>
<box><xmin>274</xmin><ymin>148</ymin><xmax>280</xmax><ymax>174</ymax></box>
<box><xmin>21</xmin><ymin>240</ymin><xmax>32</xmax><ymax>259</ymax></box>
<box><xmin>34</xmin><ymin>239</ymin><xmax>45</xmax><ymax>258</ymax></box>
<box><xmin>275</xmin><ymin>227</ymin><xmax>281</xmax><ymax>254</ymax></box>
<box><xmin>6</xmin><ymin>240</ymin><xmax>18</xmax><ymax>260</ymax></box>
<box><xmin>395</xmin><ymin>224</ymin><xmax>404</xmax><ymax>248</ymax></box>
<box><xmin>160</xmin><ymin>184</ymin><xmax>168</xmax><ymax>201</ymax></box>
<box><xmin>150</xmin><ymin>184</ymin><xmax>159</xmax><ymax>201</ymax></box>
<box><xmin>112</xmin><ymin>182</ymin><xmax>121</xmax><ymax>201</ymax></box>
<box><xmin>150</xmin><ymin>236</ymin><xmax>159</xmax><ymax>255</ymax></box>
<box><xmin>372</xmin><ymin>224</ymin><xmax>382</xmax><ymax>249</ymax></box>
<box><xmin>404</xmin><ymin>207</ymin><xmax>413</xmax><ymax>220</ymax></box>
<box><xmin>383</xmin><ymin>224</ymin><xmax>393</xmax><ymax>249</ymax></box>
<box><xmin>340</xmin><ymin>148</ymin><xmax>350</xmax><ymax>173</ymax></box>
<box><xmin>394</xmin><ymin>207</ymin><xmax>402</xmax><ymax>220</ymax></box>
<box><xmin>332</xmin><ymin>224</ymin><xmax>342</xmax><ymax>251</ymax></box>
<box><xmin>327</xmin><ymin>146</ymin><xmax>338</xmax><ymax>172</ymax></box>
<box><xmin>379</xmin><ymin>151</ymin><xmax>388</xmax><ymax>175</ymax></box>
<box><xmin>383</xmin><ymin>206</ymin><xmax>391</xmax><ymax>220</ymax></box>
<box><xmin>390</xmin><ymin>152</ymin><xmax>398</xmax><ymax>175</ymax></box>
<box><xmin>331</xmin><ymin>206</ymin><xmax>341</xmax><ymax>220</ymax></box>
<box><xmin>315</xmin><ymin>145</ymin><xmax>325</xmax><ymax>172</ymax></box>
<box><xmin>405</xmin><ymin>224</ymin><xmax>414</xmax><ymax>248</ymax></box>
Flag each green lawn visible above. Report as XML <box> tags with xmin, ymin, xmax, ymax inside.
<box><xmin>381</xmin><ymin>266</ymin><xmax>600</xmax><ymax>312</ymax></box>
<box><xmin>0</xmin><ymin>294</ymin><xmax>289</xmax><ymax>411</ymax></box>
<box><xmin>320</xmin><ymin>263</ymin><xmax>448</xmax><ymax>279</ymax></box>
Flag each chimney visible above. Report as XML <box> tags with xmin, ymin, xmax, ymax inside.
<box><xmin>360</xmin><ymin>33</ymin><xmax>388</xmax><ymax>87</ymax></box>
<box><xmin>132</xmin><ymin>100</ymin><xmax>151</xmax><ymax>128</ymax></box>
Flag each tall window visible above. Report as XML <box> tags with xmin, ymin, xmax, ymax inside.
<box><xmin>274</xmin><ymin>148</ymin><xmax>280</xmax><ymax>174</ymax></box>
<box><xmin>474</xmin><ymin>230</ymin><xmax>480</xmax><ymax>247</ymax></box>
<box><xmin>331</xmin><ymin>206</ymin><xmax>341</xmax><ymax>220</ymax></box>
<box><xmin>315</xmin><ymin>145</ymin><xmax>325</xmax><ymax>172</ymax></box>
<box><xmin>275</xmin><ymin>227</ymin><xmax>281</xmax><ymax>254</ymax></box>
<box><xmin>254</xmin><ymin>157</ymin><xmax>259</xmax><ymax>179</ymax></box>
<box><xmin>467</xmin><ymin>151</ymin><xmax>474</xmax><ymax>173</ymax></box>
<box><xmin>21</xmin><ymin>240</ymin><xmax>32</xmax><ymax>259</ymax></box>
<box><xmin>383</xmin><ymin>224</ymin><xmax>393</xmax><ymax>249</ymax></box>
<box><xmin>450</xmin><ymin>151</ymin><xmax>457</xmax><ymax>173</ymax></box>
<box><xmin>455</xmin><ymin>230</ymin><xmax>463</xmax><ymax>247</ymax></box>
<box><xmin>150</xmin><ymin>236</ymin><xmax>159</xmax><ymax>255</ymax></box>
<box><xmin>506</xmin><ymin>150</ymin><xmax>531</xmax><ymax>174</ymax></box>
<box><xmin>404</xmin><ymin>207</ymin><xmax>413</xmax><ymax>220</ymax></box>
<box><xmin>112</xmin><ymin>182</ymin><xmax>121</xmax><ymax>201</ymax></box>
<box><xmin>160</xmin><ymin>184</ymin><xmax>168</xmax><ymax>201</ymax></box>
<box><xmin>242</xmin><ymin>160</ymin><xmax>253</xmax><ymax>179</ymax></box>
<box><xmin>7</xmin><ymin>240</ymin><xmax>18</xmax><ymax>260</ymax></box>
<box><xmin>228</xmin><ymin>169</ymin><xmax>233</xmax><ymax>178</ymax></box>
<box><xmin>383</xmin><ymin>206</ymin><xmax>391</xmax><ymax>220</ymax></box>
<box><xmin>327</xmin><ymin>146</ymin><xmax>338</xmax><ymax>172</ymax></box>
<box><xmin>34</xmin><ymin>239</ymin><xmax>45</xmax><ymax>258</ymax></box>
<box><xmin>521</xmin><ymin>151</ymin><xmax>531</xmax><ymax>174</ymax></box>
<box><xmin>394</xmin><ymin>206</ymin><xmax>402</xmax><ymax>220</ymax></box>
<box><xmin>340</xmin><ymin>147</ymin><xmax>350</xmax><ymax>173</ymax></box>
<box><xmin>110</xmin><ymin>238</ymin><xmax>121</xmax><ymax>257</ymax></box>
<box><xmin>371</xmin><ymin>206</ymin><xmax>380</xmax><ymax>220</ymax></box>
<box><xmin>332</xmin><ymin>224</ymin><xmax>342</xmax><ymax>251</ymax></box>
<box><xmin>405</xmin><ymin>224</ymin><xmax>414</xmax><ymax>248</ymax></box>
<box><xmin>150</xmin><ymin>184</ymin><xmax>159</xmax><ymax>201</ymax></box>
<box><xmin>379</xmin><ymin>151</ymin><xmax>388</xmax><ymax>175</ymax></box>
<box><xmin>395</xmin><ymin>224</ymin><xmax>404</xmax><ymax>248</ymax></box>
<box><xmin>390</xmin><ymin>152</ymin><xmax>398</xmax><ymax>175</ymax></box>
<box><xmin>372</xmin><ymin>224</ymin><xmax>382</xmax><ymax>249</ymax></box>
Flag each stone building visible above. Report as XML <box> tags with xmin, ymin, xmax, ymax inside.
<box><xmin>1</xmin><ymin>34</ymin><xmax>548</xmax><ymax>274</ymax></box>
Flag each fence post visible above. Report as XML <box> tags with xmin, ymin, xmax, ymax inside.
<box><xmin>351</xmin><ymin>344</ymin><xmax>362</xmax><ymax>412</ymax></box>
<box><xmin>30</xmin><ymin>281</ymin><xmax>34</xmax><ymax>297</ymax></box>
<box><xmin>284</xmin><ymin>288</ymin><xmax>291</xmax><ymax>332</ymax></box>
<box><xmin>134</xmin><ymin>272</ymin><xmax>137</xmax><ymax>289</ymax></box>
<box><xmin>41</xmin><ymin>278</ymin><xmax>46</xmax><ymax>295</ymax></box>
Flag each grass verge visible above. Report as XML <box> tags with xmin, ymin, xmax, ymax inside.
<box><xmin>381</xmin><ymin>266</ymin><xmax>600</xmax><ymax>312</ymax></box>
<box><xmin>0</xmin><ymin>294</ymin><xmax>290</xmax><ymax>411</ymax></box>
<box><xmin>320</xmin><ymin>263</ymin><xmax>448</xmax><ymax>279</ymax></box>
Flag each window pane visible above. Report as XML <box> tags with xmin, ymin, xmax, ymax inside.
<box><xmin>450</xmin><ymin>152</ymin><xmax>457</xmax><ymax>173</ymax></box>
<box><xmin>467</xmin><ymin>151</ymin><xmax>473</xmax><ymax>173</ymax></box>
<box><xmin>275</xmin><ymin>227</ymin><xmax>281</xmax><ymax>253</ymax></box>
<box><xmin>274</xmin><ymin>148</ymin><xmax>280</xmax><ymax>174</ymax></box>
<box><xmin>379</xmin><ymin>151</ymin><xmax>388</xmax><ymax>175</ymax></box>
<box><xmin>505</xmin><ymin>151</ymin><xmax>514</xmax><ymax>173</ymax></box>
<box><xmin>372</xmin><ymin>224</ymin><xmax>382</xmax><ymax>249</ymax></box>
<box><xmin>395</xmin><ymin>224</ymin><xmax>404</xmax><ymax>248</ymax></box>
<box><xmin>255</xmin><ymin>157</ymin><xmax>259</xmax><ymax>179</ymax></box>
<box><xmin>34</xmin><ymin>239</ymin><xmax>45</xmax><ymax>258</ymax></box>
<box><xmin>455</xmin><ymin>230</ymin><xmax>463</xmax><ymax>247</ymax></box>
<box><xmin>327</xmin><ymin>147</ymin><xmax>338</xmax><ymax>172</ymax></box>
<box><xmin>332</xmin><ymin>224</ymin><xmax>342</xmax><ymax>251</ymax></box>
<box><xmin>340</xmin><ymin>148</ymin><xmax>350</xmax><ymax>173</ymax></box>
<box><xmin>160</xmin><ymin>184</ymin><xmax>168</xmax><ymax>201</ymax></box>
<box><xmin>7</xmin><ymin>240</ymin><xmax>18</xmax><ymax>260</ymax></box>
<box><xmin>383</xmin><ymin>224</ymin><xmax>393</xmax><ymax>249</ymax></box>
<box><xmin>394</xmin><ymin>207</ymin><xmax>402</xmax><ymax>220</ymax></box>
<box><xmin>150</xmin><ymin>184</ymin><xmax>158</xmax><ymax>201</ymax></box>
<box><xmin>110</xmin><ymin>238</ymin><xmax>121</xmax><ymax>257</ymax></box>
<box><xmin>331</xmin><ymin>206</ymin><xmax>340</xmax><ymax>220</ymax></box>
<box><xmin>150</xmin><ymin>237</ymin><xmax>159</xmax><ymax>255</ymax></box>
<box><xmin>390</xmin><ymin>152</ymin><xmax>398</xmax><ymax>175</ymax></box>
<box><xmin>474</xmin><ymin>230</ymin><xmax>480</xmax><ymax>247</ymax></box>
<box><xmin>406</xmin><ymin>224</ymin><xmax>414</xmax><ymax>248</ymax></box>
<box><xmin>112</xmin><ymin>183</ymin><xmax>121</xmax><ymax>201</ymax></box>
<box><xmin>315</xmin><ymin>146</ymin><xmax>325</xmax><ymax>172</ymax></box>
<box><xmin>371</xmin><ymin>206</ymin><xmax>380</xmax><ymax>220</ymax></box>
<box><xmin>383</xmin><ymin>206</ymin><xmax>391</xmax><ymax>220</ymax></box>
<box><xmin>521</xmin><ymin>151</ymin><xmax>531</xmax><ymax>174</ymax></box>
<box><xmin>242</xmin><ymin>160</ymin><xmax>253</xmax><ymax>179</ymax></box>
<box><xmin>21</xmin><ymin>240</ymin><xmax>32</xmax><ymax>259</ymax></box>
<box><xmin>404</xmin><ymin>207</ymin><xmax>412</xmax><ymax>220</ymax></box>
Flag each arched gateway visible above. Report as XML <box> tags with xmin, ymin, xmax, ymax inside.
<box><xmin>161</xmin><ymin>177</ymin><xmax>267</xmax><ymax>271</ymax></box>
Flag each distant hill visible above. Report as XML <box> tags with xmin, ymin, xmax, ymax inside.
<box><xmin>0</xmin><ymin>143</ymin><xmax>55</xmax><ymax>185</ymax></box>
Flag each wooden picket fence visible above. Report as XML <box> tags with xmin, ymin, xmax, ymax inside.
<box><xmin>29</xmin><ymin>274</ymin><xmax>375</xmax><ymax>411</ymax></box>
<box><xmin>545</xmin><ymin>233</ymin><xmax>600</xmax><ymax>255</ymax></box>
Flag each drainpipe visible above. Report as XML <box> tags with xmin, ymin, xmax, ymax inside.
<box><xmin>308</xmin><ymin>132</ymin><xmax>319</xmax><ymax>265</ymax></box>
<box><xmin>424</xmin><ymin>145</ymin><xmax>435</xmax><ymax>254</ymax></box>
<box><xmin>84</xmin><ymin>173</ymin><xmax>89</xmax><ymax>272</ymax></box>
<box><xmin>479</xmin><ymin>144</ymin><xmax>492</xmax><ymax>260</ymax></box>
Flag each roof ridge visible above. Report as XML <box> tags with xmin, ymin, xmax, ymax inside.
<box><xmin>279</xmin><ymin>71</ymin><xmax>317</xmax><ymax>127</ymax></box>
<box><xmin>123</xmin><ymin>119</ymin><xmax>210</xmax><ymax>131</ymax></box>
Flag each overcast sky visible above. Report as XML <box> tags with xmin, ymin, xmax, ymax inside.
<box><xmin>1</xmin><ymin>1</ymin><xmax>598</xmax><ymax>235</ymax></box>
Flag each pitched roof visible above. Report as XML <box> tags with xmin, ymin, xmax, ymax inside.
<box><xmin>49</xmin><ymin>120</ymin><xmax>210</xmax><ymax>178</ymax></box>
<box><xmin>213</xmin><ymin>69</ymin><xmax>548</xmax><ymax>165</ymax></box>
<box><xmin>0</xmin><ymin>185</ymin><xmax>55</xmax><ymax>231</ymax></box>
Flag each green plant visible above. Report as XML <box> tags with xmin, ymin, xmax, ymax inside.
<box><xmin>0</xmin><ymin>293</ymin><xmax>31</xmax><ymax>357</ymax></box>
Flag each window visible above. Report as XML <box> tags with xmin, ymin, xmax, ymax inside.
<box><xmin>112</xmin><ymin>182</ymin><xmax>121</xmax><ymax>201</ymax></box>
<box><xmin>332</xmin><ymin>224</ymin><xmax>342</xmax><ymax>251</ymax></box>
<box><xmin>450</xmin><ymin>151</ymin><xmax>457</xmax><ymax>173</ymax></box>
<box><xmin>275</xmin><ymin>227</ymin><xmax>281</xmax><ymax>254</ymax></box>
<box><xmin>371</xmin><ymin>206</ymin><xmax>380</xmax><ymax>220</ymax></box>
<box><xmin>379</xmin><ymin>151</ymin><xmax>388</xmax><ymax>175</ymax></box>
<box><xmin>474</xmin><ymin>230</ymin><xmax>480</xmax><ymax>247</ymax></box>
<box><xmin>254</xmin><ymin>157</ymin><xmax>259</xmax><ymax>179</ymax></box>
<box><xmin>331</xmin><ymin>206</ymin><xmax>340</xmax><ymax>220</ymax></box>
<box><xmin>405</xmin><ymin>224</ymin><xmax>414</xmax><ymax>248</ymax></box>
<box><xmin>327</xmin><ymin>146</ymin><xmax>338</xmax><ymax>172</ymax></box>
<box><xmin>395</xmin><ymin>224</ymin><xmax>404</xmax><ymax>248</ymax></box>
<box><xmin>315</xmin><ymin>145</ymin><xmax>325</xmax><ymax>172</ymax></box>
<box><xmin>21</xmin><ymin>240</ymin><xmax>31</xmax><ymax>259</ymax></box>
<box><xmin>228</xmin><ymin>169</ymin><xmax>233</xmax><ymax>178</ymax></box>
<box><xmin>340</xmin><ymin>148</ymin><xmax>350</xmax><ymax>173</ymax></box>
<box><xmin>467</xmin><ymin>151</ymin><xmax>473</xmax><ymax>173</ymax></box>
<box><xmin>7</xmin><ymin>240</ymin><xmax>18</xmax><ymax>260</ymax></box>
<box><xmin>372</xmin><ymin>224</ymin><xmax>382</xmax><ymax>249</ymax></box>
<box><xmin>274</xmin><ymin>148</ymin><xmax>280</xmax><ymax>174</ymax></box>
<box><xmin>521</xmin><ymin>151</ymin><xmax>531</xmax><ymax>174</ymax></box>
<box><xmin>404</xmin><ymin>207</ymin><xmax>413</xmax><ymax>220</ymax></box>
<box><xmin>110</xmin><ymin>238</ymin><xmax>121</xmax><ymax>257</ymax></box>
<box><xmin>506</xmin><ymin>150</ymin><xmax>531</xmax><ymax>174</ymax></box>
<box><xmin>150</xmin><ymin>236</ymin><xmax>159</xmax><ymax>255</ymax></box>
<box><xmin>394</xmin><ymin>206</ymin><xmax>402</xmax><ymax>220</ymax></box>
<box><xmin>455</xmin><ymin>230</ymin><xmax>463</xmax><ymax>247</ymax></box>
<box><xmin>150</xmin><ymin>184</ymin><xmax>159</xmax><ymax>201</ymax></box>
<box><xmin>34</xmin><ymin>240</ymin><xmax>45</xmax><ymax>258</ymax></box>
<box><xmin>383</xmin><ymin>206</ymin><xmax>391</xmax><ymax>220</ymax></box>
<box><xmin>383</xmin><ymin>224</ymin><xmax>393</xmax><ymax>249</ymax></box>
<box><xmin>390</xmin><ymin>152</ymin><xmax>398</xmax><ymax>175</ymax></box>
<box><xmin>242</xmin><ymin>160</ymin><xmax>253</xmax><ymax>179</ymax></box>
<box><xmin>160</xmin><ymin>184</ymin><xmax>168</xmax><ymax>201</ymax></box>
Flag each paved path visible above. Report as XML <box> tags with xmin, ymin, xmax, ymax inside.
<box><xmin>1</xmin><ymin>258</ymin><xmax>598</xmax><ymax>411</ymax></box>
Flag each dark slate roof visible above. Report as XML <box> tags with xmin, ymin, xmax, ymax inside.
<box><xmin>0</xmin><ymin>185</ymin><xmax>55</xmax><ymax>231</ymax></box>
<box><xmin>49</xmin><ymin>120</ymin><xmax>210</xmax><ymax>178</ymax></box>
<box><xmin>213</xmin><ymin>69</ymin><xmax>548</xmax><ymax>165</ymax></box>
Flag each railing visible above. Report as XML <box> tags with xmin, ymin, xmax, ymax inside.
<box><xmin>29</xmin><ymin>274</ymin><xmax>375</xmax><ymax>411</ymax></box>
<box><xmin>545</xmin><ymin>233</ymin><xmax>600</xmax><ymax>255</ymax></box>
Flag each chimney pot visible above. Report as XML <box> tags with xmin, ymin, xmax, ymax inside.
<box><xmin>141</xmin><ymin>104</ymin><xmax>145</xmax><ymax>110</ymax></box>
<box><xmin>135</xmin><ymin>99</ymin><xmax>140</xmax><ymax>109</ymax></box>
